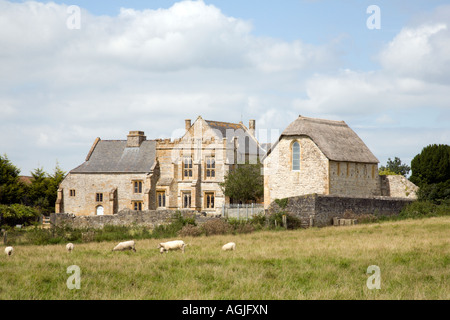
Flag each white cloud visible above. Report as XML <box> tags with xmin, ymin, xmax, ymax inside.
<box><xmin>1</xmin><ymin>0</ymin><xmax>449</xmax><ymax>175</ymax></box>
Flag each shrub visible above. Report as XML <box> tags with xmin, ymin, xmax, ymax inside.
<box><xmin>268</xmin><ymin>212</ymin><xmax>302</xmax><ymax>229</ymax></box>
<box><xmin>177</xmin><ymin>224</ymin><xmax>203</xmax><ymax>237</ymax></box>
<box><xmin>0</xmin><ymin>204</ymin><xmax>40</xmax><ymax>227</ymax></box>
<box><xmin>201</xmin><ymin>219</ymin><xmax>233</xmax><ymax>236</ymax></box>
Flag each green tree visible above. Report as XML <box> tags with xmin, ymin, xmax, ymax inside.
<box><xmin>379</xmin><ymin>157</ymin><xmax>411</xmax><ymax>177</ymax></box>
<box><xmin>219</xmin><ymin>163</ymin><xmax>264</xmax><ymax>204</ymax></box>
<box><xmin>0</xmin><ymin>154</ymin><xmax>26</xmax><ymax>204</ymax></box>
<box><xmin>28</xmin><ymin>164</ymin><xmax>66</xmax><ymax>214</ymax></box>
<box><xmin>410</xmin><ymin>144</ymin><xmax>450</xmax><ymax>202</ymax></box>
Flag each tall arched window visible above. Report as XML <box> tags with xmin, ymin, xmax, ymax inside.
<box><xmin>292</xmin><ymin>142</ymin><xmax>300</xmax><ymax>171</ymax></box>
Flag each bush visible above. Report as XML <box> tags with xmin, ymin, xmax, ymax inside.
<box><xmin>177</xmin><ymin>224</ymin><xmax>203</xmax><ymax>237</ymax></box>
<box><xmin>201</xmin><ymin>219</ymin><xmax>233</xmax><ymax>236</ymax></box>
<box><xmin>0</xmin><ymin>204</ymin><xmax>40</xmax><ymax>227</ymax></box>
<box><xmin>268</xmin><ymin>212</ymin><xmax>302</xmax><ymax>229</ymax></box>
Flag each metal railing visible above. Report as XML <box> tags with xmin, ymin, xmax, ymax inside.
<box><xmin>221</xmin><ymin>203</ymin><xmax>265</xmax><ymax>220</ymax></box>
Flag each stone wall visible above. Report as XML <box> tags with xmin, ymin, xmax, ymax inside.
<box><xmin>51</xmin><ymin>209</ymin><xmax>218</xmax><ymax>229</ymax></box>
<box><xmin>267</xmin><ymin>194</ymin><xmax>414</xmax><ymax>227</ymax></box>
<box><xmin>381</xmin><ymin>175</ymin><xmax>418</xmax><ymax>200</ymax></box>
<box><xmin>264</xmin><ymin>136</ymin><xmax>329</xmax><ymax>208</ymax></box>
<box><xmin>329</xmin><ymin>161</ymin><xmax>381</xmax><ymax>197</ymax></box>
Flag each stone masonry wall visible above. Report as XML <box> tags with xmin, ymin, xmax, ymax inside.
<box><xmin>51</xmin><ymin>209</ymin><xmax>218</xmax><ymax>229</ymax></box>
<box><xmin>267</xmin><ymin>194</ymin><xmax>414</xmax><ymax>227</ymax></box>
<box><xmin>264</xmin><ymin>137</ymin><xmax>329</xmax><ymax>208</ymax></box>
<box><xmin>60</xmin><ymin>172</ymin><xmax>153</xmax><ymax>216</ymax></box>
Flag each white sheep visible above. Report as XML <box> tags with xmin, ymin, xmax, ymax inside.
<box><xmin>157</xmin><ymin>240</ymin><xmax>186</xmax><ymax>254</ymax></box>
<box><xmin>5</xmin><ymin>246</ymin><xmax>13</xmax><ymax>256</ymax></box>
<box><xmin>66</xmin><ymin>243</ymin><xmax>74</xmax><ymax>253</ymax></box>
<box><xmin>112</xmin><ymin>240</ymin><xmax>136</xmax><ymax>252</ymax></box>
<box><xmin>222</xmin><ymin>242</ymin><xmax>236</xmax><ymax>251</ymax></box>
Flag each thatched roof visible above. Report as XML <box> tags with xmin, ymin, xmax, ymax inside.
<box><xmin>267</xmin><ymin>116</ymin><xmax>379</xmax><ymax>163</ymax></box>
<box><xmin>70</xmin><ymin>140</ymin><xmax>157</xmax><ymax>173</ymax></box>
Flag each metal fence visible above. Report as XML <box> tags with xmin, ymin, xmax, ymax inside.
<box><xmin>221</xmin><ymin>203</ymin><xmax>265</xmax><ymax>220</ymax></box>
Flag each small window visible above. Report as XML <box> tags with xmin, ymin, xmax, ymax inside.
<box><xmin>134</xmin><ymin>181</ymin><xmax>143</xmax><ymax>193</ymax></box>
<box><xmin>183</xmin><ymin>157</ymin><xmax>193</xmax><ymax>179</ymax></box>
<box><xmin>205</xmin><ymin>192</ymin><xmax>215</xmax><ymax>209</ymax></box>
<box><xmin>96</xmin><ymin>193</ymin><xmax>103</xmax><ymax>202</ymax></box>
<box><xmin>182</xmin><ymin>192</ymin><xmax>191</xmax><ymax>209</ymax></box>
<box><xmin>132</xmin><ymin>201</ymin><xmax>143</xmax><ymax>211</ymax></box>
<box><xmin>206</xmin><ymin>157</ymin><xmax>215</xmax><ymax>179</ymax></box>
<box><xmin>292</xmin><ymin>142</ymin><xmax>300</xmax><ymax>171</ymax></box>
<box><xmin>157</xmin><ymin>191</ymin><xmax>166</xmax><ymax>208</ymax></box>
<box><xmin>69</xmin><ymin>189</ymin><xmax>76</xmax><ymax>197</ymax></box>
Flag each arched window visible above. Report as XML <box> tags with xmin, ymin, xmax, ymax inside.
<box><xmin>292</xmin><ymin>142</ymin><xmax>300</xmax><ymax>171</ymax></box>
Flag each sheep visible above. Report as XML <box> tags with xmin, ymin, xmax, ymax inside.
<box><xmin>66</xmin><ymin>243</ymin><xmax>74</xmax><ymax>253</ymax></box>
<box><xmin>112</xmin><ymin>240</ymin><xmax>136</xmax><ymax>252</ymax></box>
<box><xmin>5</xmin><ymin>246</ymin><xmax>13</xmax><ymax>256</ymax></box>
<box><xmin>157</xmin><ymin>240</ymin><xmax>186</xmax><ymax>254</ymax></box>
<box><xmin>222</xmin><ymin>242</ymin><xmax>236</xmax><ymax>251</ymax></box>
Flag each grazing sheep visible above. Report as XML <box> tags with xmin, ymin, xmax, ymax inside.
<box><xmin>157</xmin><ymin>240</ymin><xmax>186</xmax><ymax>254</ymax></box>
<box><xmin>5</xmin><ymin>246</ymin><xmax>13</xmax><ymax>256</ymax></box>
<box><xmin>222</xmin><ymin>242</ymin><xmax>236</xmax><ymax>251</ymax></box>
<box><xmin>66</xmin><ymin>243</ymin><xmax>74</xmax><ymax>253</ymax></box>
<box><xmin>112</xmin><ymin>240</ymin><xmax>136</xmax><ymax>252</ymax></box>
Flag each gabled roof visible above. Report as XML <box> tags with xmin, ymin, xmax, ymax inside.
<box><xmin>204</xmin><ymin>119</ymin><xmax>265</xmax><ymax>157</ymax></box>
<box><xmin>266</xmin><ymin>116</ymin><xmax>379</xmax><ymax>163</ymax></box>
<box><xmin>70</xmin><ymin>140</ymin><xmax>157</xmax><ymax>173</ymax></box>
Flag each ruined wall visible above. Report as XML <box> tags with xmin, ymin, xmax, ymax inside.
<box><xmin>267</xmin><ymin>194</ymin><xmax>414</xmax><ymax>227</ymax></box>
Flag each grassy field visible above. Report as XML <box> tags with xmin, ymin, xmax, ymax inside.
<box><xmin>1</xmin><ymin>216</ymin><xmax>449</xmax><ymax>300</ymax></box>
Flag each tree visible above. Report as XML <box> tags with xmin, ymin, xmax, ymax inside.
<box><xmin>379</xmin><ymin>157</ymin><xmax>411</xmax><ymax>177</ymax></box>
<box><xmin>220</xmin><ymin>163</ymin><xmax>264</xmax><ymax>204</ymax></box>
<box><xmin>0</xmin><ymin>154</ymin><xmax>26</xmax><ymax>204</ymax></box>
<box><xmin>410</xmin><ymin>144</ymin><xmax>450</xmax><ymax>203</ymax></box>
<box><xmin>28</xmin><ymin>164</ymin><xmax>66</xmax><ymax>214</ymax></box>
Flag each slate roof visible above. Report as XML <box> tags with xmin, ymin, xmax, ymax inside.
<box><xmin>70</xmin><ymin>140</ymin><xmax>157</xmax><ymax>173</ymax></box>
<box><xmin>266</xmin><ymin>116</ymin><xmax>379</xmax><ymax>163</ymax></box>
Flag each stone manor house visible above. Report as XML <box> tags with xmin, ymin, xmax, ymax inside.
<box><xmin>56</xmin><ymin>116</ymin><xmax>264</xmax><ymax>216</ymax></box>
<box><xmin>56</xmin><ymin>115</ymin><xmax>417</xmax><ymax>216</ymax></box>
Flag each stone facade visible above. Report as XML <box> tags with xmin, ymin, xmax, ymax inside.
<box><xmin>264</xmin><ymin>136</ymin><xmax>329</xmax><ymax>207</ymax></box>
<box><xmin>56</xmin><ymin>116</ymin><xmax>263</xmax><ymax>217</ymax></box>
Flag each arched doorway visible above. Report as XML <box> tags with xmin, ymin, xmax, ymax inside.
<box><xmin>96</xmin><ymin>205</ymin><xmax>104</xmax><ymax>216</ymax></box>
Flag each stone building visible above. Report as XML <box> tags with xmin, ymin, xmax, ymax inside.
<box><xmin>56</xmin><ymin>116</ymin><xmax>264</xmax><ymax>216</ymax></box>
<box><xmin>263</xmin><ymin>115</ymin><xmax>417</xmax><ymax>208</ymax></box>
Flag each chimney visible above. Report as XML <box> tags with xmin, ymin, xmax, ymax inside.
<box><xmin>127</xmin><ymin>131</ymin><xmax>146</xmax><ymax>147</ymax></box>
<box><xmin>185</xmin><ymin>119</ymin><xmax>191</xmax><ymax>132</ymax></box>
<box><xmin>249</xmin><ymin>119</ymin><xmax>256</xmax><ymax>136</ymax></box>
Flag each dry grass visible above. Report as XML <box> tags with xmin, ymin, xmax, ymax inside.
<box><xmin>1</xmin><ymin>217</ymin><xmax>449</xmax><ymax>300</ymax></box>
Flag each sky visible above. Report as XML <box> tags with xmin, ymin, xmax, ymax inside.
<box><xmin>1</xmin><ymin>0</ymin><xmax>449</xmax><ymax>175</ymax></box>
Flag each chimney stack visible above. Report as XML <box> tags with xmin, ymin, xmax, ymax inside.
<box><xmin>249</xmin><ymin>119</ymin><xmax>256</xmax><ymax>136</ymax></box>
<box><xmin>127</xmin><ymin>131</ymin><xmax>146</xmax><ymax>147</ymax></box>
<box><xmin>185</xmin><ymin>119</ymin><xmax>191</xmax><ymax>132</ymax></box>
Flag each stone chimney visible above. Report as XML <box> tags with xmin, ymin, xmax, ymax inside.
<box><xmin>127</xmin><ymin>131</ymin><xmax>146</xmax><ymax>147</ymax></box>
<box><xmin>249</xmin><ymin>119</ymin><xmax>256</xmax><ymax>136</ymax></box>
<box><xmin>185</xmin><ymin>119</ymin><xmax>192</xmax><ymax>132</ymax></box>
